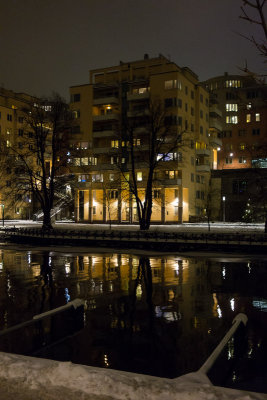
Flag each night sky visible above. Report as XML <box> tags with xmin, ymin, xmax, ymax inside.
<box><xmin>0</xmin><ymin>0</ymin><xmax>265</xmax><ymax>100</ymax></box>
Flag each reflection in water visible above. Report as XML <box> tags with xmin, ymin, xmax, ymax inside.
<box><xmin>0</xmin><ymin>248</ymin><xmax>266</xmax><ymax>391</ymax></box>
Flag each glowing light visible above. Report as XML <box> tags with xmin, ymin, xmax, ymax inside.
<box><xmin>230</xmin><ymin>298</ymin><xmax>235</xmax><ymax>311</ymax></box>
<box><xmin>136</xmin><ymin>284</ymin><xmax>142</xmax><ymax>299</ymax></box>
<box><xmin>217</xmin><ymin>305</ymin><xmax>222</xmax><ymax>318</ymax></box>
<box><xmin>222</xmin><ymin>266</ymin><xmax>226</xmax><ymax>278</ymax></box>
<box><xmin>65</xmin><ymin>262</ymin><xmax>71</xmax><ymax>274</ymax></box>
<box><xmin>247</xmin><ymin>262</ymin><xmax>251</xmax><ymax>273</ymax></box>
<box><xmin>104</xmin><ymin>354</ymin><xmax>110</xmax><ymax>367</ymax></box>
<box><xmin>65</xmin><ymin>288</ymin><xmax>70</xmax><ymax>303</ymax></box>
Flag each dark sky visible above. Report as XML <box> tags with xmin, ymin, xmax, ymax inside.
<box><xmin>0</xmin><ymin>0</ymin><xmax>265</xmax><ymax>100</ymax></box>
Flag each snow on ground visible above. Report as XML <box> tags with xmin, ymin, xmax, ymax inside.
<box><xmin>1</xmin><ymin>219</ymin><xmax>265</xmax><ymax>233</ymax></box>
<box><xmin>0</xmin><ymin>352</ymin><xmax>266</xmax><ymax>400</ymax></box>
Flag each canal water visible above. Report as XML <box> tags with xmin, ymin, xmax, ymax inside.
<box><xmin>0</xmin><ymin>245</ymin><xmax>266</xmax><ymax>393</ymax></box>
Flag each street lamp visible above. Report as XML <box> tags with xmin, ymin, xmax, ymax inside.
<box><xmin>0</xmin><ymin>204</ymin><xmax>4</xmax><ymax>227</ymax></box>
<box><xmin>222</xmin><ymin>196</ymin><xmax>226</xmax><ymax>222</ymax></box>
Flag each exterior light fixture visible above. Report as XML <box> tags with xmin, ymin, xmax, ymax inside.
<box><xmin>222</xmin><ymin>196</ymin><xmax>226</xmax><ymax>222</ymax></box>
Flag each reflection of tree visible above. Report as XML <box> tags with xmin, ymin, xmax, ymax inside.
<box><xmin>40</xmin><ymin>251</ymin><xmax>54</xmax><ymax>314</ymax></box>
<box><xmin>130</xmin><ymin>257</ymin><xmax>154</xmax><ymax>332</ymax></box>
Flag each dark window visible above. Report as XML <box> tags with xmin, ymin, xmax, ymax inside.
<box><xmin>164</xmin><ymin>98</ymin><xmax>175</xmax><ymax>108</ymax></box>
<box><xmin>252</xmin><ymin>128</ymin><xmax>260</xmax><ymax>135</ymax></box>
<box><xmin>71</xmin><ymin>93</ymin><xmax>81</xmax><ymax>102</ymax></box>
<box><xmin>18</xmin><ymin>129</ymin><xmax>23</xmax><ymax>136</ymax></box>
<box><xmin>7</xmin><ymin>114</ymin><xmax>12</xmax><ymax>121</ymax></box>
<box><xmin>72</xmin><ymin>125</ymin><xmax>80</xmax><ymax>134</ymax></box>
<box><xmin>232</xmin><ymin>180</ymin><xmax>247</xmax><ymax>194</ymax></box>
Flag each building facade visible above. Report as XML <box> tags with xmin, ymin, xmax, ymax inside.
<box><xmin>204</xmin><ymin>73</ymin><xmax>267</xmax><ymax>170</ymax></box>
<box><xmin>0</xmin><ymin>88</ymin><xmax>35</xmax><ymax>220</ymax></box>
<box><xmin>70</xmin><ymin>55</ymin><xmax>220</xmax><ymax>224</ymax></box>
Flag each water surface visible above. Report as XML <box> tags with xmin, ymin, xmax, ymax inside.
<box><xmin>0</xmin><ymin>246</ymin><xmax>266</xmax><ymax>392</ymax></box>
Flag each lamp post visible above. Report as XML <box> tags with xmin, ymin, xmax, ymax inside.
<box><xmin>222</xmin><ymin>196</ymin><xmax>226</xmax><ymax>222</ymax></box>
<box><xmin>0</xmin><ymin>204</ymin><xmax>4</xmax><ymax>227</ymax></box>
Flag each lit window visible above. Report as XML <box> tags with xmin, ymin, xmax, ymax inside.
<box><xmin>132</xmin><ymin>87</ymin><xmax>149</xmax><ymax>94</ymax></box>
<box><xmin>239</xmin><ymin>143</ymin><xmax>246</xmax><ymax>150</ymax></box>
<box><xmin>226</xmin><ymin>104</ymin><xmax>238</xmax><ymax>112</ymax></box>
<box><xmin>109</xmin><ymin>174</ymin><xmax>114</xmax><ymax>181</ymax></box>
<box><xmin>226</xmin><ymin>115</ymin><xmax>238</xmax><ymax>124</ymax></box>
<box><xmin>81</xmin><ymin>157</ymin><xmax>89</xmax><ymax>165</ymax></box>
<box><xmin>111</xmin><ymin>140</ymin><xmax>119</xmax><ymax>148</ymax></box>
<box><xmin>255</xmin><ymin>113</ymin><xmax>260</xmax><ymax>122</ymax></box>
<box><xmin>246</xmin><ymin>114</ymin><xmax>251</xmax><ymax>123</ymax></box>
<box><xmin>239</xmin><ymin>157</ymin><xmax>246</xmax><ymax>164</ymax></box>
<box><xmin>225</xmin><ymin>80</ymin><xmax>241</xmax><ymax>88</ymax></box>
<box><xmin>164</xmin><ymin>79</ymin><xmax>182</xmax><ymax>90</ymax></box>
<box><xmin>137</xmin><ymin>172</ymin><xmax>142</xmax><ymax>181</ymax></box>
<box><xmin>133</xmin><ymin>138</ymin><xmax>141</xmax><ymax>146</ymax></box>
<box><xmin>72</xmin><ymin>110</ymin><xmax>80</xmax><ymax>119</ymax></box>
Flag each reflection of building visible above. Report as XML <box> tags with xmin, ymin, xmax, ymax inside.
<box><xmin>204</xmin><ymin>73</ymin><xmax>267</xmax><ymax>170</ymax></box>
<box><xmin>69</xmin><ymin>54</ymin><xmax>217</xmax><ymax>223</ymax></box>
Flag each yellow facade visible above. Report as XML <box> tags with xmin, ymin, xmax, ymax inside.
<box><xmin>70</xmin><ymin>55</ymin><xmax>217</xmax><ymax>224</ymax></box>
<box><xmin>0</xmin><ymin>88</ymin><xmax>35</xmax><ymax>219</ymax></box>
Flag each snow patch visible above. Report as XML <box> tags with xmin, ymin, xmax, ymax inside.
<box><xmin>0</xmin><ymin>352</ymin><xmax>266</xmax><ymax>400</ymax></box>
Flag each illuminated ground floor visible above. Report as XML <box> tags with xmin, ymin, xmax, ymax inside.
<box><xmin>75</xmin><ymin>187</ymin><xmax>190</xmax><ymax>224</ymax></box>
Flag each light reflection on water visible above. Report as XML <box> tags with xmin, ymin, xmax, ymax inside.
<box><xmin>0</xmin><ymin>247</ymin><xmax>266</xmax><ymax>391</ymax></box>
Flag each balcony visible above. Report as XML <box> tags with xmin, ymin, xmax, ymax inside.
<box><xmin>196</xmin><ymin>149</ymin><xmax>211</xmax><ymax>157</ymax></box>
<box><xmin>196</xmin><ymin>164</ymin><xmax>210</xmax><ymax>173</ymax></box>
<box><xmin>209</xmin><ymin>105</ymin><xmax>222</xmax><ymax>118</ymax></box>
<box><xmin>127</xmin><ymin>109</ymin><xmax>150</xmax><ymax>117</ymax></box>
<box><xmin>93</xmin><ymin>96</ymin><xmax>119</xmax><ymax>105</ymax></box>
<box><xmin>93</xmin><ymin>113</ymin><xmax>119</xmax><ymax>122</ymax></box>
<box><xmin>209</xmin><ymin>133</ymin><xmax>222</xmax><ymax>148</ymax></box>
<box><xmin>93</xmin><ymin>147</ymin><xmax>112</xmax><ymax>155</ymax></box>
<box><xmin>161</xmin><ymin>178</ymin><xmax>182</xmax><ymax>186</ymax></box>
<box><xmin>93</xmin><ymin>130</ymin><xmax>115</xmax><ymax>138</ymax></box>
<box><xmin>209</xmin><ymin>117</ymin><xmax>222</xmax><ymax>132</ymax></box>
<box><xmin>127</xmin><ymin>92</ymin><xmax>149</xmax><ymax>101</ymax></box>
<box><xmin>77</xmin><ymin>182</ymin><xmax>91</xmax><ymax>189</ymax></box>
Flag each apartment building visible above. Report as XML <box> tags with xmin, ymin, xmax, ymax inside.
<box><xmin>69</xmin><ymin>55</ymin><xmax>218</xmax><ymax>224</ymax></box>
<box><xmin>0</xmin><ymin>88</ymin><xmax>35</xmax><ymax>219</ymax></box>
<box><xmin>204</xmin><ymin>74</ymin><xmax>267</xmax><ymax>221</ymax></box>
<box><xmin>204</xmin><ymin>73</ymin><xmax>267</xmax><ymax>169</ymax></box>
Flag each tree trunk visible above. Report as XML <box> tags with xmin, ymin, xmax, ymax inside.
<box><xmin>42</xmin><ymin>207</ymin><xmax>53</xmax><ymax>230</ymax></box>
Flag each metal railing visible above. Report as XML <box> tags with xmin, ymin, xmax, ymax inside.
<box><xmin>199</xmin><ymin>313</ymin><xmax>248</xmax><ymax>375</ymax></box>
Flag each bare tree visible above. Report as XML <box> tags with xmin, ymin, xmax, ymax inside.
<box><xmin>116</xmin><ymin>101</ymin><xmax>186</xmax><ymax>230</ymax></box>
<box><xmin>240</xmin><ymin>0</ymin><xmax>267</xmax><ymax>60</ymax></box>
<box><xmin>3</xmin><ymin>94</ymin><xmax>73</xmax><ymax>230</ymax></box>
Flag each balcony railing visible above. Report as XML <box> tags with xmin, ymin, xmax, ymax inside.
<box><xmin>196</xmin><ymin>149</ymin><xmax>211</xmax><ymax>157</ymax></box>
<box><xmin>93</xmin><ymin>130</ymin><xmax>115</xmax><ymax>138</ymax></box>
<box><xmin>161</xmin><ymin>178</ymin><xmax>182</xmax><ymax>186</ymax></box>
<box><xmin>127</xmin><ymin>92</ymin><xmax>149</xmax><ymax>101</ymax></box>
<box><xmin>209</xmin><ymin>133</ymin><xmax>222</xmax><ymax>148</ymax></box>
<box><xmin>93</xmin><ymin>96</ymin><xmax>119</xmax><ymax>105</ymax></box>
<box><xmin>209</xmin><ymin>117</ymin><xmax>222</xmax><ymax>131</ymax></box>
<box><xmin>196</xmin><ymin>164</ymin><xmax>211</xmax><ymax>173</ymax></box>
<box><xmin>209</xmin><ymin>105</ymin><xmax>222</xmax><ymax>118</ymax></box>
<box><xmin>93</xmin><ymin>113</ymin><xmax>119</xmax><ymax>121</ymax></box>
